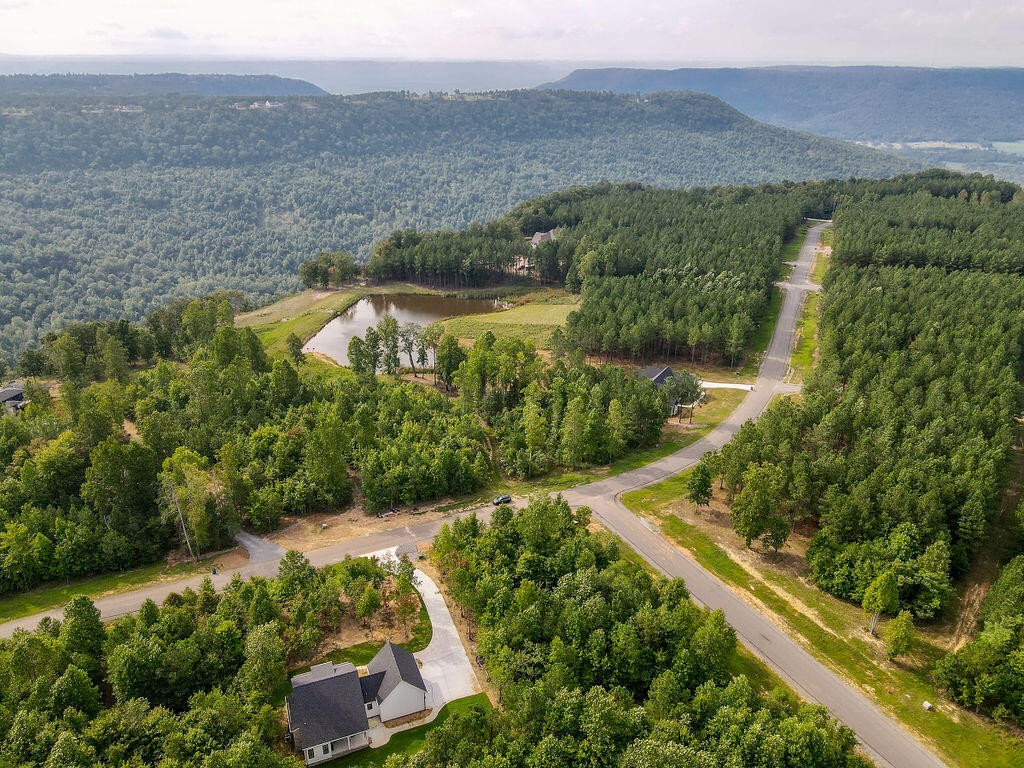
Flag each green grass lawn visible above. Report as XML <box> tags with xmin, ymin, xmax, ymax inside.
<box><xmin>810</xmin><ymin>249</ymin><xmax>831</xmax><ymax>285</ymax></box>
<box><xmin>623</xmin><ymin>472</ymin><xmax>1024</xmax><ymax>768</ymax></box>
<box><xmin>437</xmin><ymin>298</ymin><xmax>577</xmax><ymax>348</ymax></box>
<box><xmin>331</xmin><ymin>694</ymin><xmax>492</xmax><ymax>768</ymax></box>
<box><xmin>782</xmin><ymin>223</ymin><xmax>811</xmax><ymax>262</ymax></box>
<box><xmin>0</xmin><ymin>559</ymin><xmax>214</xmax><ymax>623</ymax></box>
<box><xmin>736</xmin><ymin>283</ymin><xmax>783</xmax><ymax>381</ymax></box>
<box><xmin>237</xmin><ymin>289</ymin><xmax>362</xmax><ymax>356</ymax></box>
<box><xmin>789</xmin><ymin>291</ymin><xmax>820</xmax><ymax>384</ymax></box>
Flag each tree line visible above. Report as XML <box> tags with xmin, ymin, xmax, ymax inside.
<box><xmin>400</xmin><ymin>495</ymin><xmax>868</xmax><ymax>768</ymax></box>
<box><xmin>0</xmin><ymin>550</ymin><xmax>420</xmax><ymax>767</ymax></box>
<box><xmin>0</xmin><ymin>89</ymin><xmax>910</xmax><ymax>365</ymax></box>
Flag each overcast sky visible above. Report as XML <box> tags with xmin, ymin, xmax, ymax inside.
<box><xmin>1</xmin><ymin>0</ymin><xmax>1022</xmax><ymax>65</ymax></box>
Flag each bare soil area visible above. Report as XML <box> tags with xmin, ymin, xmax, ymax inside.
<box><xmin>268</xmin><ymin>503</ymin><xmax>451</xmax><ymax>552</ymax></box>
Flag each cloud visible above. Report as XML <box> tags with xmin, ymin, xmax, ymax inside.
<box><xmin>147</xmin><ymin>27</ymin><xmax>188</xmax><ymax>41</ymax></box>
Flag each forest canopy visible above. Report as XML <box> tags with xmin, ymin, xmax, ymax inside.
<box><xmin>707</xmin><ymin>182</ymin><xmax>1024</xmax><ymax>625</ymax></box>
<box><xmin>0</xmin><ymin>89</ymin><xmax>912</xmax><ymax>363</ymax></box>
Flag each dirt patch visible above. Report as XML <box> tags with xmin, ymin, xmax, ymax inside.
<box><xmin>165</xmin><ymin>545</ymin><xmax>249</xmax><ymax>571</ymax></box>
<box><xmin>268</xmin><ymin>503</ymin><xmax>451</xmax><ymax>552</ymax></box>
<box><xmin>305</xmin><ymin>351</ymin><xmax>340</xmax><ymax>367</ymax></box>
<box><xmin>945</xmin><ymin>437</ymin><xmax>1024</xmax><ymax>650</ymax></box>
<box><xmin>383</xmin><ymin>709</ymin><xmax>433</xmax><ymax>728</ymax></box>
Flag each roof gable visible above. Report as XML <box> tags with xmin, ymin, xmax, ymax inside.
<box><xmin>366</xmin><ymin>641</ymin><xmax>426</xmax><ymax>701</ymax></box>
<box><xmin>0</xmin><ymin>385</ymin><xmax>24</xmax><ymax>403</ymax></box>
<box><xmin>286</xmin><ymin>665</ymin><xmax>369</xmax><ymax>749</ymax></box>
<box><xmin>359</xmin><ymin>670</ymin><xmax>386</xmax><ymax>703</ymax></box>
<box><xmin>638</xmin><ymin>365</ymin><xmax>674</xmax><ymax>386</ymax></box>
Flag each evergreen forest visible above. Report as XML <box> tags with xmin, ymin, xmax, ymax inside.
<box><xmin>0</xmin><ymin>88</ymin><xmax>911</xmax><ymax>364</ymax></box>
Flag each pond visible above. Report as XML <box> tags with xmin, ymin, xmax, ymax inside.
<box><xmin>302</xmin><ymin>293</ymin><xmax>501</xmax><ymax>366</ymax></box>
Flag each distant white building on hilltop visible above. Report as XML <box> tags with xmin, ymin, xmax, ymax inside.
<box><xmin>529</xmin><ymin>228</ymin><xmax>557</xmax><ymax>248</ymax></box>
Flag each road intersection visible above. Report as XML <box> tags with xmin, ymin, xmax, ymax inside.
<box><xmin>0</xmin><ymin>223</ymin><xmax>946</xmax><ymax>768</ymax></box>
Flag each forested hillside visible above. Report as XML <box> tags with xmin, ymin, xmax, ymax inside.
<box><xmin>543</xmin><ymin>66</ymin><xmax>1024</xmax><ymax>142</ymax></box>
<box><xmin>0</xmin><ymin>89</ymin><xmax>912</xmax><ymax>363</ymax></box>
<box><xmin>0</xmin><ymin>73</ymin><xmax>326</xmax><ymax>97</ymax></box>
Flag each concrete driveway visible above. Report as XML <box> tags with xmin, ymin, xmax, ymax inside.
<box><xmin>364</xmin><ymin>547</ymin><xmax>481</xmax><ymax>748</ymax></box>
<box><xmin>234</xmin><ymin>530</ymin><xmax>286</xmax><ymax>564</ymax></box>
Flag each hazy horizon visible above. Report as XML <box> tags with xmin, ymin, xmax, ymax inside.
<box><xmin>1</xmin><ymin>1</ymin><xmax>1022</xmax><ymax>66</ymax></box>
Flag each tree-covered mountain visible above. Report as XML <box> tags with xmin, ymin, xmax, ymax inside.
<box><xmin>0</xmin><ymin>73</ymin><xmax>326</xmax><ymax>97</ymax></box>
<box><xmin>0</xmin><ymin>89</ymin><xmax>911</xmax><ymax>364</ymax></box>
<box><xmin>542</xmin><ymin>66</ymin><xmax>1024</xmax><ymax>142</ymax></box>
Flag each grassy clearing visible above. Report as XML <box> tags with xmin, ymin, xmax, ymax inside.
<box><xmin>782</xmin><ymin>223</ymin><xmax>811</xmax><ymax>262</ymax></box>
<box><xmin>810</xmin><ymin>249</ymin><xmax>831</xmax><ymax>285</ymax></box>
<box><xmin>737</xmin><ymin>286</ymin><xmax>783</xmax><ymax>381</ymax></box>
<box><xmin>333</xmin><ymin>694</ymin><xmax>492</xmax><ymax>767</ymax></box>
<box><xmin>789</xmin><ymin>291</ymin><xmax>821</xmax><ymax>384</ymax></box>
<box><xmin>237</xmin><ymin>289</ymin><xmax>362</xmax><ymax>355</ymax></box>
<box><xmin>0</xmin><ymin>559</ymin><xmax>215</xmax><ymax>623</ymax></box>
<box><xmin>732</xmin><ymin>222</ymin><xmax>810</xmax><ymax>381</ymax></box>
<box><xmin>290</xmin><ymin>597</ymin><xmax>432</xmax><ymax>675</ymax></box>
<box><xmin>623</xmin><ymin>472</ymin><xmax>1024</xmax><ymax>768</ymax></box>
<box><xmin>437</xmin><ymin>296</ymin><xmax>577</xmax><ymax>348</ymax></box>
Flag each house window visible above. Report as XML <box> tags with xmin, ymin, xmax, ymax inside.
<box><xmin>366</xmin><ymin>703</ymin><xmax>372</xmax><ymax>711</ymax></box>
<box><xmin>306</xmin><ymin>748</ymin><xmax>315</xmax><ymax>760</ymax></box>
<box><xmin>322</xmin><ymin>745</ymin><xmax>330</xmax><ymax>756</ymax></box>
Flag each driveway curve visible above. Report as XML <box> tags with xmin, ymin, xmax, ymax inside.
<box><xmin>0</xmin><ymin>223</ymin><xmax>946</xmax><ymax>768</ymax></box>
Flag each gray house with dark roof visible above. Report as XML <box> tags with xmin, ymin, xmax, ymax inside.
<box><xmin>365</xmin><ymin>641</ymin><xmax>428</xmax><ymax>722</ymax></box>
<box><xmin>286</xmin><ymin>642</ymin><xmax>430</xmax><ymax>766</ymax></box>
<box><xmin>638</xmin><ymin>364</ymin><xmax>676</xmax><ymax>387</ymax></box>
<box><xmin>0</xmin><ymin>383</ymin><xmax>25</xmax><ymax>413</ymax></box>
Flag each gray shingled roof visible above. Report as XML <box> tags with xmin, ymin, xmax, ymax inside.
<box><xmin>359</xmin><ymin>670</ymin><xmax>385</xmax><ymax>703</ymax></box>
<box><xmin>638</xmin><ymin>365</ymin><xmax>675</xmax><ymax>386</ymax></box>
<box><xmin>0</xmin><ymin>385</ymin><xmax>24</xmax><ymax>403</ymax></box>
<box><xmin>366</xmin><ymin>642</ymin><xmax>426</xmax><ymax>702</ymax></box>
<box><xmin>286</xmin><ymin>669</ymin><xmax>369</xmax><ymax>750</ymax></box>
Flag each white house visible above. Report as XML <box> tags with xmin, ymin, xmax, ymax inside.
<box><xmin>363</xmin><ymin>641</ymin><xmax>429</xmax><ymax>722</ymax></box>
<box><xmin>286</xmin><ymin>642</ymin><xmax>430</xmax><ymax>766</ymax></box>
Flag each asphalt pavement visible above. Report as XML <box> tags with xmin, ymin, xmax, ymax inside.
<box><xmin>0</xmin><ymin>222</ymin><xmax>947</xmax><ymax>768</ymax></box>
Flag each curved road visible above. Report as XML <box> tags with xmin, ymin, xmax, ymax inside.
<box><xmin>0</xmin><ymin>222</ymin><xmax>945</xmax><ymax>768</ymax></box>
<box><xmin>564</xmin><ymin>222</ymin><xmax>945</xmax><ymax>768</ymax></box>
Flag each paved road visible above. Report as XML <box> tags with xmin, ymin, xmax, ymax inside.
<box><xmin>0</xmin><ymin>223</ymin><xmax>945</xmax><ymax>767</ymax></box>
<box><xmin>563</xmin><ymin>223</ymin><xmax>946</xmax><ymax>768</ymax></box>
<box><xmin>234</xmin><ymin>531</ymin><xmax>286</xmax><ymax>564</ymax></box>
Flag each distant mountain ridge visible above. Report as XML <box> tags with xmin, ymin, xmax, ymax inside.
<box><xmin>0</xmin><ymin>88</ymin><xmax>912</xmax><ymax>361</ymax></box>
<box><xmin>0</xmin><ymin>73</ymin><xmax>326</xmax><ymax>97</ymax></box>
<box><xmin>541</xmin><ymin>66</ymin><xmax>1024</xmax><ymax>142</ymax></box>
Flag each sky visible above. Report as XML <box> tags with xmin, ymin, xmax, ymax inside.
<box><xmin>1</xmin><ymin>0</ymin><xmax>1023</xmax><ymax>66</ymax></box>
